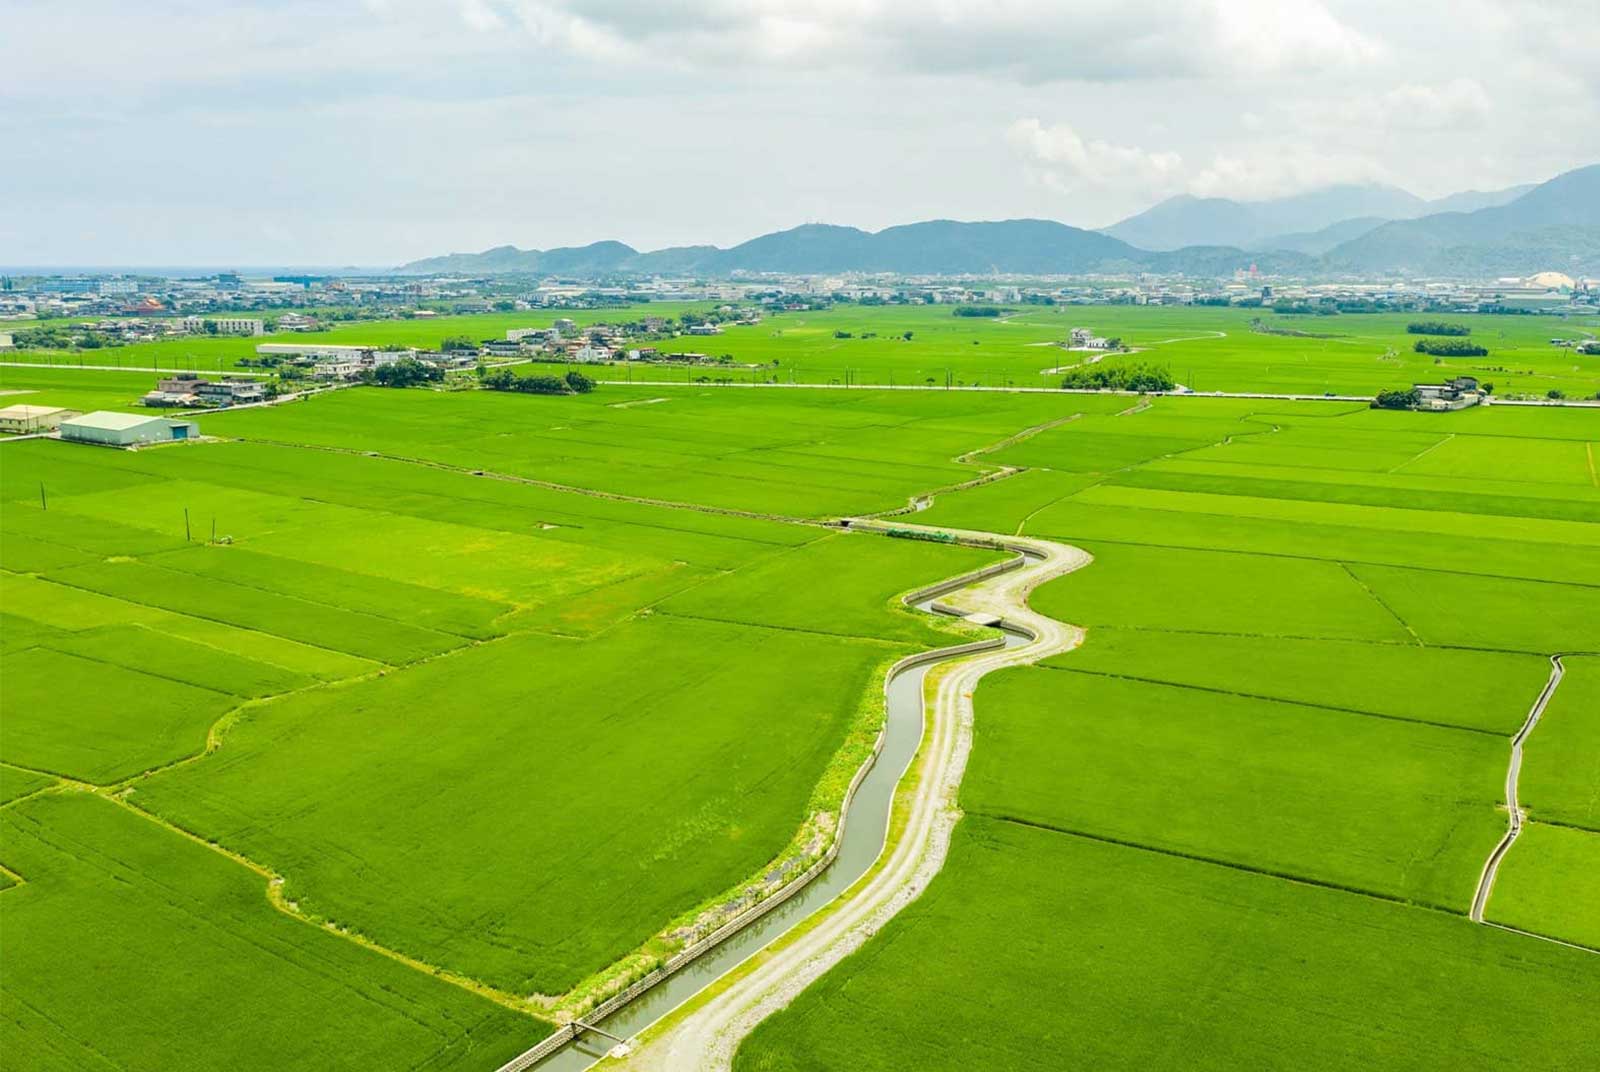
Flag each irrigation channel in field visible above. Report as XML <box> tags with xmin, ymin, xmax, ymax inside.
<box><xmin>502</xmin><ymin>540</ymin><xmax>1048</xmax><ymax>1072</ymax></box>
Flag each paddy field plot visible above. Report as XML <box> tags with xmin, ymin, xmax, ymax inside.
<box><xmin>1052</xmin><ymin>628</ymin><xmax>1548</xmax><ymax>735</ymax></box>
<box><xmin>1517</xmin><ymin>655</ymin><xmax>1600</xmax><ymax>831</ymax></box>
<box><xmin>130</xmin><ymin>608</ymin><xmax>981</xmax><ymax>995</ymax></box>
<box><xmin>1482</xmin><ymin>656</ymin><xmax>1600</xmax><ymax>949</ymax></box>
<box><xmin>1488</xmin><ymin>824</ymin><xmax>1600</xmax><ymax>949</ymax></box>
<box><xmin>2</xmin><ymin>792</ymin><xmax>535</xmax><ymax>1072</ymax></box>
<box><xmin>1</xmin><ymin>412</ymin><xmax>1005</xmax><ymax>1061</ymax></box>
<box><xmin>3</xmin><ymin>376</ymin><xmax>1596</xmax><ymax>1071</ymax></box>
<box><xmin>201</xmin><ymin>384</ymin><xmax>1121</xmax><ymax>517</ymax></box>
<box><xmin>966</xmin><ymin>668</ymin><xmax>1503</xmax><ymax>908</ymax></box>
<box><xmin>735</xmin><ymin>389</ymin><xmax>1599</xmax><ymax>1072</ymax></box>
<box><xmin>735</xmin><ymin>818</ymin><xmax>1600</xmax><ymax>1072</ymax></box>
<box><xmin>0</xmin><ymin>364</ymin><xmax>159</xmax><ymax>416</ymax></box>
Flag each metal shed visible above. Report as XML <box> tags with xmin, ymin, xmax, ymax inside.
<box><xmin>59</xmin><ymin>411</ymin><xmax>200</xmax><ymax>447</ymax></box>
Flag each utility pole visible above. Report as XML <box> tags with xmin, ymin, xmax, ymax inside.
<box><xmin>184</xmin><ymin>508</ymin><xmax>191</xmax><ymax>542</ymax></box>
<box><xmin>39</xmin><ymin>483</ymin><xmax>46</xmax><ymax>511</ymax></box>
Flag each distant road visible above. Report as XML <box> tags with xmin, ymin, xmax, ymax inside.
<box><xmin>605</xmin><ymin>378</ymin><xmax>1375</xmax><ymax>402</ymax></box>
<box><xmin>0</xmin><ymin>360</ymin><xmax>273</xmax><ymax>377</ymax></box>
<box><xmin>604</xmin><ymin>378</ymin><xmax>1600</xmax><ymax>407</ymax></box>
<box><xmin>10</xmin><ymin>361</ymin><xmax>1595</xmax><ymax>407</ymax></box>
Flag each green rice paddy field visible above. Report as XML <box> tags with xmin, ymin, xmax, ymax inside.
<box><xmin>1</xmin><ymin>369</ymin><xmax>1597</xmax><ymax>1070</ymax></box>
<box><xmin>735</xmin><ymin>387</ymin><xmax>1600</xmax><ymax>1070</ymax></box>
<box><xmin>9</xmin><ymin>303</ymin><xmax>1600</xmax><ymax>397</ymax></box>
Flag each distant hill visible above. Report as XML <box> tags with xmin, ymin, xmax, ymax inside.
<box><xmin>1106</xmin><ymin>181</ymin><xmax>1540</xmax><ymax>255</ymax></box>
<box><xmin>399</xmin><ymin>220</ymin><xmax>1184</xmax><ymax>278</ymax></box>
<box><xmin>1424</xmin><ymin>184</ymin><xmax>1537</xmax><ymax>215</ymax></box>
<box><xmin>397</xmin><ymin>167</ymin><xmax>1595</xmax><ymax>280</ymax></box>
<box><xmin>1246</xmin><ymin>216</ymin><xmax>1390</xmax><ymax>257</ymax></box>
<box><xmin>1324</xmin><ymin>165</ymin><xmax>1600</xmax><ymax>275</ymax></box>
<box><xmin>1102</xmin><ymin>185</ymin><xmax>1427</xmax><ymax>252</ymax></box>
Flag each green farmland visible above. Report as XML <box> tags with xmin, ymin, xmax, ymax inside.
<box><xmin>731</xmin><ymin>390</ymin><xmax>1600</xmax><ymax>1068</ymax></box>
<box><xmin>10</xmin><ymin>303</ymin><xmax>1600</xmax><ymax>399</ymax></box>
<box><xmin>2</xmin><ymin>369</ymin><xmax>1597</xmax><ymax>1070</ymax></box>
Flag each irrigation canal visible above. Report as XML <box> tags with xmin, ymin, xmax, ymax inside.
<box><xmin>521</xmin><ymin>590</ymin><xmax>1033</xmax><ymax>1070</ymax></box>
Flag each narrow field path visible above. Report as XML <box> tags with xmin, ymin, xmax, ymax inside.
<box><xmin>605</xmin><ymin>524</ymin><xmax>1091</xmax><ymax>1072</ymax></box>
<box><xmin>1470</xmin><ymin>654</ymin><xmax>1566</xmax><ymax>922</ymax></box>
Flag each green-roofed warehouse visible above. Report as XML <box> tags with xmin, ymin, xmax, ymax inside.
<box><xmin>59</xmin><ymin>411</ymin><xmax>199</xmax><ymax>447</ymax></box>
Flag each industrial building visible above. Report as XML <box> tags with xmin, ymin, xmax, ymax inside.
<box><xmin>59</xmin><ymin>411</ymin><xmax>199</xmax><ymax>447</ymax></box>
<box><xmin>0</xmin><ymin>404</ymin><xmax>78</xmax><ymax>434</ymax></box>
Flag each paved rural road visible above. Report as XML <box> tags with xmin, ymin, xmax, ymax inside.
<box><xmin>609</xmin><ymin>377</ymin><xmax>1372</xmax><ymax>402</ymax></box>
<box><xmin>1470</xmin><ymin>654</ymin><xmax>1566</xmax><ymax>923</ymax></box>
<box><xmin>0</xmin><ymin>360</ymin><xmax>273</xmax><ymax>377</ymax></box>
<box><xmin>606</xmin><ymin>524</ymin><xmax>1091</xmax><ymax>1072</ymax></box>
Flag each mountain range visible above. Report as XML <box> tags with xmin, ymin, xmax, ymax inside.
<box><xmin>1101</xmin><ymin>183</ymin><xmax>1536</xmax><ymax>252</ymax></box>
<box><xmin>398</xmin><ymin>165</ymin><xmax>1599</xmax><ymax>280</ymax></box>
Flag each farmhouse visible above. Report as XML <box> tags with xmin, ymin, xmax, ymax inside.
<box><xmin>1415</xmin><ymin>376</ymin><xmax>1482</xmax><ymax>411</ymax></box>
<box><xmin>0</xmin><ymin>404</ymin><xmax>78</xmax><ymax>434</ymax></box>
<box><xmin>256</xmin><ymin>343</ymin><xmax>416</xmax><ymax>371</ymax></box>
<box><xmin>311</xmin><ymin>361</ymin><xmax>364</xmax><ymax>380</ymax></box>
<box><xmin>60</xmin><ymin>411</ymin><xmax>199</xmax><ymax>446</ymax></box>
<box><xmin>144</xmin><ymin>377</ymin><xmax>265</xmax><ymax>407</ymax></box>
<box><xmin>1068</xmin><ymin>327</ymin><xmax>1111</xmax><ymax>349</ymax></box>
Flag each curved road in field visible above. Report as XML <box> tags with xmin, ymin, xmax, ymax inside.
<box><xmin>607</xmin><ymin>524</ymin><xmax>1090</xmax><ymax>1072</ymax></box>
<box><xmin>1470</xmin><ymin>654</ymin><xmax>1566</xmax><ymax>923</ymax></box>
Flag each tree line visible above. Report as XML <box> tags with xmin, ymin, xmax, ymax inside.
<box><xmin>1407</xmin><ymin>321</ymin><xmax>1471</xmax><ymax>336</ymax></box>
<box><xmin>478</xmin><ymin>366</ymin><xmax>595</xmax><ymax>395</ymax></box>
<box><xmin>1061</xmin><ymin>362</ymin><xmax>1174</xmax><ymax>392</ymax></box>
<box><xmin>1414</xmin><ymin>338</ymin><xmax>1489</xmax><ymax>357</ymax></box>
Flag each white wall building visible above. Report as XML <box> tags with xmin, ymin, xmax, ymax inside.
<box><xmin>186</xmin><ymin>316</ymin><xmax>265</xmax><ymax>336</ymax></box>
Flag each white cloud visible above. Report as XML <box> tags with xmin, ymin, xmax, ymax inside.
<box><xmin>1006</xmin><ymin>119</ymin><xmax>1186</xmax><ymax>199</ymax></box>
<box><xmin>2</xmin><ymin>0</ymin><xmax>1595</xmax><ymax>263</ymax></box>
<box><xmin>483</xmin><ymin>0</ymin><xmax>1382</xmax><ymax>84</ymax></box>
<box><xmin>1008</xmin><ymin>119</ymin><xmax>1391</xmax><ymax>206</ymax></box>
<box><xmin>1185</xmin><ymin>150</ymin><xmax>1388</xmax><ymax>200</ymax></box>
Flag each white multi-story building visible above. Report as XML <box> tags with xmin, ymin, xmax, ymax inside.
<box><xmin>186</xmin><ymin>316</ymin><xmax>265</xmax><ymax>336</ymax></box>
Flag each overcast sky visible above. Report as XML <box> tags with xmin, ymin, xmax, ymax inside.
<box><xmin>4</xmin><ymin>0</ymin><xmax>1597</xmax><ymax>266</ymax></box>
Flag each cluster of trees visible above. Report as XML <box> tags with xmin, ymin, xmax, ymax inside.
<box><xmin>1414</xmin><ymin>338</ymin><xmax>1489</xmax><ymax>357</ymax></box>
<box><xmin>478</xmin><ymin>366</ymin><xmax>595</xmax><ymax>395</ymax></box>
<box><xmin>952</xmin><ymin>305</ymin><xmax>1003</xmax><ymax>317</ymax></box>
<box><xmin>368</xmin><ymin>358</ymin><xmax>443</xmax><ymax>388</ymax></box>
<box><xmin>440</xmin><ymin>335</ymin><xmax>479</xmax><ymax>352</ymax></box>
<box><xmin>13</xmin><ymin>326</ymin><xmax>119</xmax><ymax>350</ymax></box>
<box><xmin>1372</xmin><ymin>388</ymin><xmax>1422</xmax><ymax>410</ymax></box>
<box><xmin>1061</xmin><ymin>362</ymin><xmax>1174</xmax><ymax>393</ymax></box>
<box><xmin>1407</xmin><ymin>321</ymin><xmax>1471</xmax><ymax>336</ymax></box>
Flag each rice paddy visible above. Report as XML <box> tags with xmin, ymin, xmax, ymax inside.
<box><xmin>2</xmin><ymin>339</ymin><xmax>1596</xmax><ymax>1070</ymax></box>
